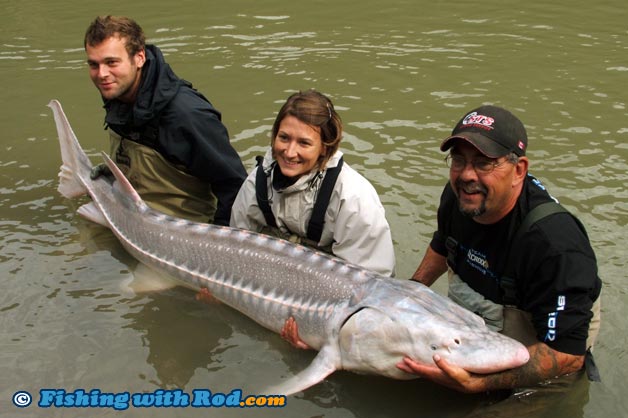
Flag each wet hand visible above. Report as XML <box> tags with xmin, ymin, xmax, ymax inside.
<box><xmin>90</xmin><ymin>163</ymin><xmax>113</xmax><ymax>180</ymax></box>
<box><xmin>397</xmin><ymin>355</ymin><xmax>487</xmax><ymax>393</ymax></box>
<box><xmin>280</xmin><ymin>317</ymin><xmax>311</xmax><ymax>350</ymax></box>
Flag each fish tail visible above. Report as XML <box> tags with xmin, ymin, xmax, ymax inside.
<box><xmin>48</xmin><ymin>99</ymin><xmax>93</xmax><ymax>199</ymax></box>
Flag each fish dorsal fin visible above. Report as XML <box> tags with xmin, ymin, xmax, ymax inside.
<box><xmin>101</xmin><ymin>152</ymin><xmax>145</xmax><ymax>209</ymax></box>
<box><xmin>262</xmin><ymin>344</ymin><xmax>340</xmax><ymax>396</ymax></box>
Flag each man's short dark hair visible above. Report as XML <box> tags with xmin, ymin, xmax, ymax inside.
<box><xmin>84</xmin><ymin>15</ymin><xmax>145</xmax><ymax>57</ymax></box>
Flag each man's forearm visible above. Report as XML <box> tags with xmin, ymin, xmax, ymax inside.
<box><xmin>479</xmin><ymin>342</ymin><xmax>585</xmax><ymax>392</ymax></box>
<box><xmin>411</xmin><ymin>246</ymin><xmax>448</xmax><ymax>286</ymax></box>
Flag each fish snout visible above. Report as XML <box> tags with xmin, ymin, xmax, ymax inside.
<box><xmin>513</xmin><ymin>344</ymin><xmax>531</xmax><ymax>366</ymax></box>
<box><xmin>453</xmin><ymin>335</ymin><xmax>530</xmax><ymax>374</ymax></box>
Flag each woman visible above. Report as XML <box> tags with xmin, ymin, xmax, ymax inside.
<box><xmin>229</xmin><ymin>90</ymin><xmax>396</xmax><ymax>349</ymax></box>
<box><xmin>230</xmin><ymin>89</ymin><xmax>395</xmax><ymax>276</ymax></box>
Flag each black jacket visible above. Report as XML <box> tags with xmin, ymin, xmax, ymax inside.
<box><xmin>103</xmin><ymin>45</ymin><xmax>246</xmax><ymax>225</ymax></box>
<box><xmin>431</xmin><ymin>174</ymin><xmax>601</xmax><ymax>355</ymax></box>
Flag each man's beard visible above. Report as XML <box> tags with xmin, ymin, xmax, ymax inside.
<box><xmin>455</xmin><ymin>179</ymin><xmax>487</xmax><ymax>218</ymax></box>
<box><xmin>458</xmin><ymin>201</ymin><xmax>486</xmax><ymax>218</ymax></box>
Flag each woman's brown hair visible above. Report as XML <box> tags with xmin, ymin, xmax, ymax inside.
<box><xmin>271</xmin><ymin>90</ymin><xmax>343</xmax><ymax>170</ymax></box>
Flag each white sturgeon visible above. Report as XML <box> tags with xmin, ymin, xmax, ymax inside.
<box><xmin>48</xmin><ymin>99</ymin><xmax>529</xmax><ymax>395</ymax></box>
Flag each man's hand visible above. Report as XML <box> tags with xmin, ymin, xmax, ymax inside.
<box><xmin>397</xmin><ymin>342</ymin><xmax>584</xmax><ymax>393</ymax></box>
<box><xmin>195</xmin><ymin>287</ymin><xmax>221</xmax><ymax>304</ymax></box>
<box><xmin>90</xmin><ymin>163</ymin><xmax>113</xmax><ymax>180</ymax></box>
<box><xmin>397</xmin><ymin>355</ymin><xmax>487</xmax><ymax>393</ymax></box>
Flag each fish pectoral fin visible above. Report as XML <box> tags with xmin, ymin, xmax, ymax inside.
<box><xmin>77</xmin><ymin>202</ymin><xmax>108</xmax><ymax>227</ymax></box>
<box><xmin>263</xmin><ymin>344</ymin><xmax>340</xmax><ymax>396</ymax></box>
<box><xmin>121</xmin><ymin>263</ymin><xmax>182</xmax><ymax>295</ymax></box>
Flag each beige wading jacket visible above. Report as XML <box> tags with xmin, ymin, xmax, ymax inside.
<box><xmin>230</xmin><ymin>149</ymin><xmax>396</xmax><ymax>277</ymax></box>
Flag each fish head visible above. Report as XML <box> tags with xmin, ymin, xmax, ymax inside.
<box><xmin>337</xmin><ymin>280</ymin><xmax>530</xmax><ymax>378</ymax></box>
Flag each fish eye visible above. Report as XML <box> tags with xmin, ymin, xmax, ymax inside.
<box><xmin>430</xmin><ymin>344</ymin><xmax>437</xmax><ymax>351</ymax></box>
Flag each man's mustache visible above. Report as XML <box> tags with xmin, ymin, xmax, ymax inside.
<box><xmin>455</xmin><ymin>179</ymin><xmax>488</xmax><ymax>195</ymax></box>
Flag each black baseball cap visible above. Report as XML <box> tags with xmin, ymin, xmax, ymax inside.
<box><xmin>440</xmin><ymin>105</ymin><xmax>527</xmax><ymax>157</ymax></box>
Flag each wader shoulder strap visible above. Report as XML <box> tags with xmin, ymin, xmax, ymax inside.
<box><xmin>254</xmin><ymin>156</ymin><xmax>344</xmax><ymax>242</ymax></box>
<box><xmin>443</xmin><ymin>192</ymin><xmax>460</xmax><ymax>271</ymax></box>
<box><xmin>513</xmin><ymin>201</ymin><xmax>570</xmax><ymax>244</ymax></box>
<box><xmin>306</xmin><ymin>157</ymin><xmax>344</xmax><ymax>243</ymax></box>
<box><xmin>255</xmin><ymin>156</ymin><xmax>277</xmax><ymax>228</ymax></box>
<box><xmin>500</xmin><ymin>201</ymin><xmax>571</xmax><ymax>305</ymax></box>
<box><xmin>445</xmin><ymin>236</ymin><xmax>459</xmax><ymax>270</ymax></box>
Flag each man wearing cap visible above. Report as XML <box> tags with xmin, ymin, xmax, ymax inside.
<box><xmin>398</xmin><ymin>105</ymin><xmax>601</xmax><ymax>394</ymax></box>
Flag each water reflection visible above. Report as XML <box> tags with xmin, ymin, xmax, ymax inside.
<box><xmin>75</xmin><ymin>222</ymin><xmax>232</xmax><ymax>388</ymax></box>
<box><xmin>466</xmin><ymin>373</ymin><xmax>590</xmax><ymax>418</ymax></box>
<box><xmin>122</xmin><ymin>287</ymin><xmax>234</xmax><ymax>388</ymax></box>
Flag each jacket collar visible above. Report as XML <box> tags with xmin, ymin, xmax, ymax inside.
<box><xmin>104</xmin><ymin>45</ymin><xmax>183</xmax><ymax>127</ymax></box>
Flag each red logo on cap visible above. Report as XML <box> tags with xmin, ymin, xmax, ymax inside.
<box><xmin>462</xmin><ymin>112</ymin><xmax>495</xmax><ymax>130</ymax></box>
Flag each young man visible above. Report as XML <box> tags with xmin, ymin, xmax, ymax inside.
<box><xmin>84</xmin><ymin>16</ymin><xmax>246</xmax><ymax>224</ymax></box>
<box><xmin>399</xmin><ymin>105</ymin><xmax>601</xmax><ymax>393</ymax></box>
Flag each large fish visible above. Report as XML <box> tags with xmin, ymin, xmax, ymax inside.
<box><xmin>48</xmin><ymin>99</ymin><xmax>529</xmax><ymax>395</ymax></box>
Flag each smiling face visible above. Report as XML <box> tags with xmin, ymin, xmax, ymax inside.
<box><xmin>449</xmin><ymin>141</ymin><xmax>528</xmax><ymax>224</ymax></box>
<box><xmin>272</xmin><ymin>115</ymin><xmax>325</xmax><ymax>179</ymax></box>
<box><xmin>86</xmin><ymin>35</ymin><xmax>145</xmax><ymax>103</ymax></box>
